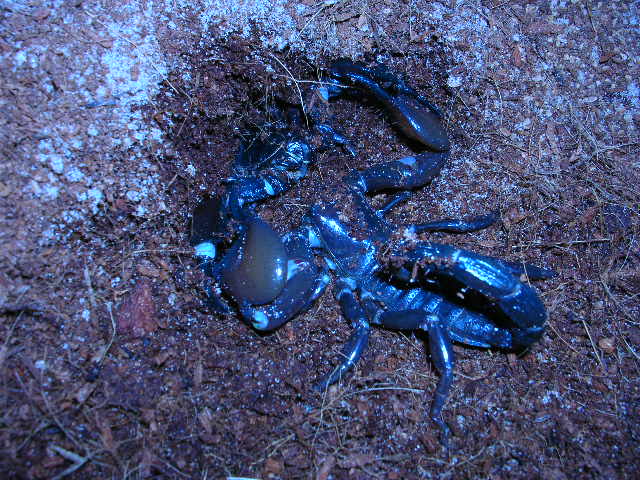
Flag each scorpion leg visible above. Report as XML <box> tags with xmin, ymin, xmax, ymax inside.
<box><xmin>427</xmin><ymin>320</ymin><xmax>455</xmax><ymax>450</ymax></box>
<box><xmin>377</xmin><ymin>191</ymin><xmax>412</xmax><ymax>217</ymax></box>
<box><xmin>202</xmin><ymin>278</ymin><xmax>233</xmax><ymax>314</ymax></box>
<box><xmin>315</xmin><ymin>123</ymin><xmax>357</xmax><ymax>156</ymax></box>
<box><xmin>409</xmin><ymin>212</ymin><xmax>499</xmax><ymax>234</ymax></box>
<box><xmin>366</xmin><ymin>306</ymin><xmax>454</xmax><ymax>447</ymax></box>
<box><xmin>315</xmin><ymin>278</ymin><xmax>370</xmax><ymax>391</ymax></box>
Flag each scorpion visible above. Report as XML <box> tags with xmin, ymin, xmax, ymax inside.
<box><xmin>190</xmin><ymin>60</ymin><xmax>555</xmax><ymax>447</ymax></box>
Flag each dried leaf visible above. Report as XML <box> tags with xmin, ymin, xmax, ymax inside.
<box><xmin>334</xmin><ymin>12</ymin><xmax>357</xmax><ymax>23</ymax></box>
<box><xmin>356</xmin><ymin>400</ymin><xmax>370</xmax><ymax>417</ymax></box>
<box><xmin>527</xmin><ymin>21</ymin><xmax>563</xmax><ymax>35</ymax></box>
<box><xmin>194</xmin><ymin>358</ymin><xmax>203</xmax><ymax>388</ymax></box>
<box><xmin>498</xmin><ymin>127</ymin><xmax>512</xmax><ymax>138</ymax></box>
<box><xmin>546</xmin><ymin>122</ymin><xmax>560</xmax><ymax>155</ymax></box>
<box><xmin>152</xmin><ymin>349</ymin><xmax>172</xmax><ymax>366</ymax></box>
<box><xmin>74</xmin><ymin>383</ymin><xmax>96</xmax><ymax>403</ymax></box>
<box><xmin>264</xmin><ymin>457</ymin><xmax>284</xmax><ymax>475</ymax></box>
<box><xmin>579</xmin><ymin>206</ymin><xmax>598</xmax><ymax>226</ymax></box>
<box><xmin>100</xmin><ymin>420</ymin><xmax>116</xmax><ymax>453</ymax></box>
<box><xmin>137</xmin><ymin>261</ymin><xmax>160</xmax><ymax>278</ymax></box>
<box><xmin>140</xmin><ymin>448</ymin><xmax>154</xmax><ymax>478</ymax></box>
<box><xmin>116</xmin><ymin>279</ymin><xmax>157</xmax><ymax>337</ymax></box>
<box><xmin>513</xmin><ymin>45</ymin><xmax>522</xmax><ymax>67</ymax></box>
<box><xmin>599</xmin><ymin>50</ymin><xmax>616</xmax><ymax>64</ymax></box>
<box><xmin>339</xmin><ymin>453</ymin><xmax>374</xmax><ymax>469</ymax></box>
<box><xmin>33</xmin><ymin>8</ymin><xmax>50</xmax><ymax>21</ymax></box>
<box><xmin>97</xmin><ymin>37</ymin><xmax>114</xmax><ymax>49</ymax></box>
<box><xmin>0</xmin><ymin>181</ymin><xmax>10</xmax><ymax>197</ymax></box>
<box><xmin>198</xmin><ymin>407</ymin><xmax>213</xmax><ymax>435</ymax></box>
<box><xmin>597</xmin><ymin>337</ymin><xmax>615</xmax><ymax>354</ymax></box>
<box><xmin>0</xmin><ymin>345</ymin><xmax>7</xmax><ymax>370</ymax></box>
<box><xmin>357</xmin><ymin>14</ymin><xmax>369</xmax><ymax>31</ymax></box>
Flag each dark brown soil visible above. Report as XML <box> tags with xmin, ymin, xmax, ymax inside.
<box><xmin>1</xmin><ymin>1</ymin><xmax>638</xmax><ymax>479</ymax></box>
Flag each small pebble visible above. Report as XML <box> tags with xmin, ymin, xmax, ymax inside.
<box><xmin>597</xmin><ymin>337</ymin><xmax>615</xmax><ymax>354</ymax></box>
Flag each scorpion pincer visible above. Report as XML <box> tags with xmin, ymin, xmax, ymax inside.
<box><xmin>190</xmin><ymin>60</ymin><xmax>555</xmax><ymax>448</ymax></box>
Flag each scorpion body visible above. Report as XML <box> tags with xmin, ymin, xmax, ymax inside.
<box><xmin>190</xmin><ymin>60</ymin><xmax>554</xmax><ymax>447</ymax></box>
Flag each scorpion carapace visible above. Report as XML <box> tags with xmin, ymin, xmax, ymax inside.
<box><xmin>190</xmin><ymin>60</ymin><xmax>555</xmax><ymax>448</ymax></box>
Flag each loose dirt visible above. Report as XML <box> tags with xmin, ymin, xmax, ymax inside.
<box><xmin>1</xmin><ymin>1</ymin><xmax>638</xmax><ymax>478</ymax></box>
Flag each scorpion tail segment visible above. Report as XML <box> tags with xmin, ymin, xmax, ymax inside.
<box><xmin>225</xmin><ymin>169</ymin><xmax>308</xmax><ymax>220</ymax></box>
<box><xmin>410</xmin><ymin>212</ymin><xmax>499</xmax><ymax>234</ymax></box>
<box><xmin>242</xmin><ymin>264</ymin><xmax>329</xmax><ymax>331</ymax></box>
<box><xmin>315</xmin><ymin>280</ymin><xmax>371</xmax><ymax>391</ymax></box>
<box><xmin>225</xmin><ymin>136</ymin><xmax>313</xmax><ymax>218</ymax></box>
<box><xmin>348</xmin><ymin>151</ymin><xmax>449</xmax><ymax>195</ymax></box>
<box><xmin>406</xmin><ymin>243</ymin><xmax>548</xmax><ymax>335</ymax></box>
<box><xmin>427</xmin><ymin>319</ymin><xmax>455</xmax><ymax>450</ymax></box>
<box><xmin>234</xmin><ymin>133</ymin><xmax>312</xmax><ymax>175</ymax></box>
<box><xmin>372</xmin><ymin>308</ymin><xmax>428</xmax><ymax>330</ymax></box>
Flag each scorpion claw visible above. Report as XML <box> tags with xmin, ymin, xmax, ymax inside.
<box><xmin>243</xmin><ymin>264</ymin><xmax>330</xmax><ymax>331</ymax></box>
<box><xmin>329</xmin><ymin>60</ymin><xmax>450</xmax><ymax>151</ymax></box>
<box><xmin>222</xmin><ymin>217</ymin><xmax>288</xmax><ymax>306</ymax></box>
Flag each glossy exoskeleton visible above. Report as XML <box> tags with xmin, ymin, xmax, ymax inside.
<box><xmin>190</xmin><ymin>60</ymin><xmax>555</xmax><ymax>448</ymax></box>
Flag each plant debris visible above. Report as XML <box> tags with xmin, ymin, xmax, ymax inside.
<box><xmin>1</xmin><ymin>1</ymin><xmax>638</xmax><ymax>478</ymax></box>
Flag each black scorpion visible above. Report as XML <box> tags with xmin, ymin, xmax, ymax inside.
<box><xmin>190</xmin><ymin>60</ymin><xmax>555</xmax><ymax>447</ymax></box>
